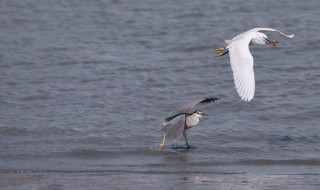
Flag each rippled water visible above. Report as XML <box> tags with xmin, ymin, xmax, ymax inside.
<box><xmin>1</xmin><ymin>0</ymin><xmax>320</xmax><ymax>189</ymax></box>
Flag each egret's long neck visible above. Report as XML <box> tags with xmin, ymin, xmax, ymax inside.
<box><xmin>227</xmin><ymin>31</ymin><xmax>255</xmax><ymax>49</ymax></box>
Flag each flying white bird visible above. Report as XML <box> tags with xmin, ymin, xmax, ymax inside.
<box><xmin>215</xmin><ymin>28</ymin><xmax>294</xmax><ymax>102</ymax></box>
<box><xmin>159</xmin><ymin>97</ymin><xmax>219</xmax><ymax>149</ymax></box>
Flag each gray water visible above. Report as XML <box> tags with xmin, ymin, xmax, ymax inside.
<box><xmin>1</xmin><ymin>0</ymin><xmax>320</xmax><ymax>189</ymax></box>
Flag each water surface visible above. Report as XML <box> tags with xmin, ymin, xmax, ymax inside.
<box><xmin>0</xmin><ymin>0</ymin><xmax>320</xmax><ymax>189</ymax></box>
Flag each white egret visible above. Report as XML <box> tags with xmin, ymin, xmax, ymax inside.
<box><xmin>215</xmin><ymin>28</ymin><xmax>294</xmax><ymax>102</ymax></box>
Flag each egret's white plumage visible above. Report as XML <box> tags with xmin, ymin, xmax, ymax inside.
<box><xmin>218</xmin><ymin>28</ymin><xmax>294</xmax><ymax>102</ymax></box>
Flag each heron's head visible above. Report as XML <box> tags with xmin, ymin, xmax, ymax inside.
<box><xmin>193</xmin><ymin>110</ymin><xmax>205</xmax><ymax>118</ymax></box>
<box><xmin>251</xmin><ymin>32</ymin><xmax>278</xmax><ymax>46</ymax></box>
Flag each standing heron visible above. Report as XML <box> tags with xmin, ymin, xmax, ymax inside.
<box><xmin>215</xmin><ymin>28</ymin><xmax>294</xmax><ymax>102</ymax></box>
<box><xmin>159</xmin><ymin>97</ymin><xmax>219</xmax><ymax>149</ymax></box>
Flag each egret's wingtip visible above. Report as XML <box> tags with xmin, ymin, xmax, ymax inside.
<box><xmin>241</xmin><ymin>96</ymin><xmax>252</xmax><ymax>102</ymax></box>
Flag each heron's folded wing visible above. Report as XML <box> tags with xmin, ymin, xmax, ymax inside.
<box><xmin>161</xmin><ymin>114</ymin><xmax>185</xmax><ymax>140</ymax></box>
<box><xmin>229</xmin><ymin>40</ymin><xmax>255</xmax><ymax>102</ymax></box>
<box><xmin>250</xmin><ymin>28</ymin><xmax>294</xmax><ymax>38</ymax></box>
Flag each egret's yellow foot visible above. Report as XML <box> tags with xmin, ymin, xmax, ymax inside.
<box><xmin>215</xmin><ymin>47</ymin><xmax>225</xmax><ymax>51</ymax></box>
<box><xmin>159</xmin><ymin>133</ymin><xmax>166</xmax><ymax>149</ymax></box>
<box><xmin>215</xmin><ymin>52</ymin><xmax>224</xmax><ymax>57</ymax></box>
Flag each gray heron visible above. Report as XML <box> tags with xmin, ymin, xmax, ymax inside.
<box><xmin>159</xmin><ymin>97</ymin><xmax>219</xmax><ymax>149</ymax></box>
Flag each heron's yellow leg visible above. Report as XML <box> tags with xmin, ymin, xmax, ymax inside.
<box><xmin>159</xmin><ymin>133</ymin><xmax>167</xmax><ymax>149</ymax></box>
<box><xmin>215</xmin><ymin>47</ymin><xmax>225</xmax><ymax>51</ymax></box>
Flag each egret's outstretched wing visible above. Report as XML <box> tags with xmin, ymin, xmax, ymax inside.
<box><xmin>161</xmin><ymin>114</ymin><xmax>185</xmax><ymax>140</ymax></box>
<box><xmin>249</xmin><ymin>28</ymin><xmax>294</xmax><ymax>38</ymax></box>
<box><xmin>229</xmin><ymin>40</ymin><xmax>255</xmax><ymax>102</ymax></box>
<box><xmin>170</xmin><ymin>97</ymin><xmax>219</xmax><ymax>115</ymax></box>
<box><xmin>223</xmin><ymin>27</ymin><xmax>293</xmax><ymax>102</ymax></box>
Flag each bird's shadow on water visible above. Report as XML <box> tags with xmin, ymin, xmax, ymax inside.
<box><xmin>160</xmin><ymin>145</ymin><xmax>196</xmax><ymax>163</ymax></box>
<box><xmin>169</xmin><ymin>145</ymin><xmax>197</xmax><ymax>153</ymax></box>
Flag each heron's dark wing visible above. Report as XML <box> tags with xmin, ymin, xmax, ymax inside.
<box><xmin>165</xmin><ymin>113</ymin><xmax>188</xmax><ymax>122</ymax></box>
<box><xmin>170</xmin><ymin>97</ymin><xmax>220</xmax><ymax>115</ymax></box>
<box><xmin>161</xmin><ymin>114</ymin><xmax>186</xmax><ymax>140</ymax></box>
<box><xmin>250</xmin><ymin>28</ymin><xmax>294</xmax><ymax>38</ymax></box>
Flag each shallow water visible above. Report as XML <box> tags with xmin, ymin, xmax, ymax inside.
<box><xmin>1</xmin><ymin>0</ymin><xmax>320</xmax><ymax>189</ymax></box>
